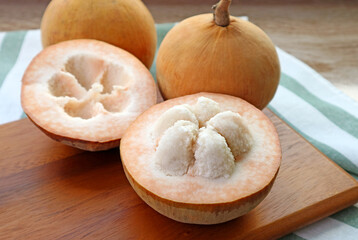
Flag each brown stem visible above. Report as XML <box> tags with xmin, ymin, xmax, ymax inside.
<box><xmin>212</xmin><ymin>0</ymin><xmax>232</xmax><ymax>27</ymax></box>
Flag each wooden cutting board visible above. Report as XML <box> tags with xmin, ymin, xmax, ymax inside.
<box><xmin>0</xmin><ymin>109</ymin><xmax>357</xmax><ymax>239</ymax></box>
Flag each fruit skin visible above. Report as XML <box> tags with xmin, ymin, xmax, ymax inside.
<box><xmin>28</xmin><ymin>116</ymin><xmax>120</xmax><ymax>151</ymax></box>
<box><xmin>41</xmin><ymin>0</ymin><xmax>157</xmax><ymax>69</ymax></box>
<box><xmin>120</xmin><ymin>92</ymin><xmax>281</xmax><ymax>224</ymax></box>
<box><xmin>156</xmin><ymin>14</ymin><xmax>280</xmax><ymax>109</ymax></box>
<box><xmin>123</xmin><ymin>159</ymin><xmax>278</xmax><ymax>224</ymax></box>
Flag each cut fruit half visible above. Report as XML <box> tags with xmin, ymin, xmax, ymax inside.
<box><xmin>21</xmin><ymin>39</ymin><xmax>156</xmax><ymax>151</ymax></box>
<box><xmin>120</xmin><ymin>93</ymin><xmax>281</xmax><ymax>224</ymax></box>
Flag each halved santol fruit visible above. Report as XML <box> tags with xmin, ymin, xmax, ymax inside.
<box><xmin>120</xmin><ymin>93</ymin><xmax>281</xmax><ymax>224</ymax></box>
<box><xmin>21</xmin><ymin>39</ymin><xmax>157</xmax><ymax>151</ymax></box>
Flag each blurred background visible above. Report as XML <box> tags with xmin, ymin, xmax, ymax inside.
<box><xmin>0</xmin><ymin>0</ymin><xmax>357</xmax><ymax>101</ymax></box>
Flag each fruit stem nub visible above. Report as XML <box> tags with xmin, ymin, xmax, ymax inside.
<box><xmin>212</xmin><ymin>0</ymin><xmax>232</xmax><ymax>27</ymax></box>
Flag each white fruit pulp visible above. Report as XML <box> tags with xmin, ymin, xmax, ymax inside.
<box><xmin>152</xmin><ymin>97</ymin><xmax>253</xmax><ymax>179</ymax></box>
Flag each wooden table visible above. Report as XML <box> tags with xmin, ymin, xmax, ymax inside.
<box><xmin>0</xmin><ymin>0</ymin><xmax>357</xmax><ymax>101</ymax></box>
<box><xmin>1</xmin><ymin>0</ymin><xmax>358</xmax><ymax>239</ymax></box>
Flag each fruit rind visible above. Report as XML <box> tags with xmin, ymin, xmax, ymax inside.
<box><xmin>156</xmin><ymin>14</ymin><xmax>280</xmax><ymax>109</ymax></box>
<box><xmin>120</xmin><ymin>93</ymin><xmax>281</xmax><ymax>224</ymax></box>
<box><xmin>22</xmin><ymin>39</ymin><xmax>156</xmax><ymax>151</ymax></box>
<box><xmin>123</xmin><ymin>159</ymin><xmax>279</xmax><ymax>224</ymax></box>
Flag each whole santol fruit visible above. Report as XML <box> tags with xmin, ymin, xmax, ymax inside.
<box><xmin>156</xmin><ymin>0</ymin><xmax>280</xmax><ymax>109</ymax></box>
<box><xmin>120</xmin><ymin>93</ymin><xmax>281</xmax><ymax>224</ymax></box>
<box><xmin>21</xmin><ymin>39</ymin><xmax>157</xmax><ymax>151</ymax></box>
<box><xmin>41</xmin><ymin>0</ymin><xmax>157</xmax><ymax>68</ymax></box>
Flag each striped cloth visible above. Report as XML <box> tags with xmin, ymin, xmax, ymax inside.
<box><xmin>0</xmin><ymin>23</ymin><xmax>358</xmax><ymax>240</ymax></box>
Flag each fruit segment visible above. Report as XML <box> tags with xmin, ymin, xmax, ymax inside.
<box><xmin>152</xmin><ymin>105</ymin><xmax>198</xmax><ymax>141</ymax></box>
<box><xmin>190</xmin><ymin>97</ymin><xmax>220</xmax><ymax>127</ymax></box>
<box><xmin>155</xmin><ymin>120</ymin><xmax>198</xmax><ymax>176</ymax></box>
<box><xmin>207</xmin><ymin>111</ymin><xmax>252</xmax><ymax>159</ymax></box>
<box><xmin>192</xmin><ymin>127</ymin><xmax>235</xmax><ymax>179</ymax></box>
<box><xmin>153</xmin><ymin>97</ymin><xmax>252</xmax><ymax>179</ymax></box>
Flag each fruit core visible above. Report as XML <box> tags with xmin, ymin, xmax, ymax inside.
<box><xmin>152</xmin><ymin>97</ymin><xmax>253</xmax><ymax>179</ymax></box>
<box><xmin>48</xmin><ymin>54</ymin><xmax>131</xmax><ymax>119</ymax></box>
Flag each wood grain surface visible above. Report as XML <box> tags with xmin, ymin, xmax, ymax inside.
<box><xmin>0</xmin><ymin>0</ymin><xmax>357</xmax><ymax>101</ymax></box>
<box><xmin>1</xmin><ymin>0</ymin><xmax>358</xmax><ymax>238</ymax></box>
<box><xmin>0</xmin><ymin>109</ymin><xmax>358</xmax><ymax>239</ymax></box>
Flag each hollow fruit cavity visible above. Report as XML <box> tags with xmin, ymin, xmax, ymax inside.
<box><xmin>48</xmin><ymin>53</ymin><xmax>131</xmax><ymax>120</ymax></box>
<box><xmin>64</xmin><ymin>54</ymin><xmax>106</xmax><ymax>91</ymax></box>
<box><xmin>48</xmin><ymin>72</ymin><xmax>87</xmax><ymax>99</ymax></box>
<box><xmin>100</xmin><ymin>63</ymin><xmax>130</xmax><ymax>94</ymax></box>
<box><xmin>153</xmin><ymin>97</ymin><xmax>253</xmax><ymax>179</ymax></box>
<box><xmin>64</xmin><ymin>99</ymin><xmax>102</xmax><ymax>119</ymax></box>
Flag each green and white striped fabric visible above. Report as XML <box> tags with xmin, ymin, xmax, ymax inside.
<box><xmin>0</xmin><ymin>23</ymin><xmax>357</xmax><ymax>239</ymax></box>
